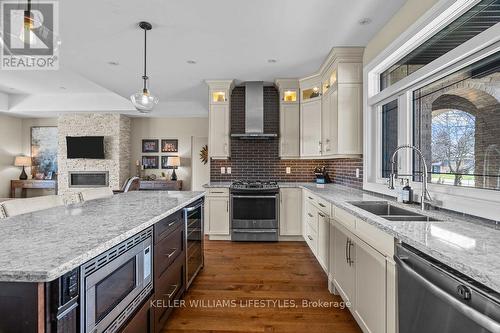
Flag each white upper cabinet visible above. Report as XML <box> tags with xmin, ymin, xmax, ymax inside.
<box><xmin>299</xmin><ymin>77</ymin><xmax>322</xmax><ymax>157</ymax></box>
<box><xmin>276</xmin><ymin>79</ymin><xmax>300</xmax><ymax>158</ymax></box>
<box><xmin>206</xmin><ymin>80</ymin><xmax>234</xmax><ymax>159</ymax></box>
<box><xmin>276</xmin><ymin>48</ymin><xmax>363</xmax><ymax>160</ymax></box>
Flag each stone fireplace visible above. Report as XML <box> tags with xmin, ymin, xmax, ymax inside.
<box><xmin>58</xmin><ymin>114</ymin><xmax>130</xmax><ymax>193</ymax></box>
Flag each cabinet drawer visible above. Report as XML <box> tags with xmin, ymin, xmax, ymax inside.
<box><xmin>121</xmin><ymin>296</ymin><xmax>153</xmax><ymax>333</ymax></box>
<box><xmin>305</xmin><ymin>201</ymin><xmax>318</xmax><ymax>232</ymax></box>
<box><xmin>154</xmin><ymin>224</ymin><xmax>184</xmax><ymax>279</ymax></box>
<box><xmin>334</xmin><ymin>206</ymin><xmax>356</xmax><ymax>229</ymax></box>
<box><xmin>154</xmin><ymin>253</ymin><xmax>185</xmax><ymax>333</ymax></box>
<box><xmin>206</xmin><ymin>188</ymin><xmax>229</xmax><ymax>196</ymax></box>
<box><xmin>315</xmin><ymin>196</ymin><xmax>332</xmax><ymax>216</ymax></box>
<box><xmin>305</xmin><ymin>223</ymin><xmax>318</xmax><ymax>254</ymax></box>
<box><xmin>154</xmin><ymin>210</ymin><xmax>183</xmax><ymax>244</ymax></box>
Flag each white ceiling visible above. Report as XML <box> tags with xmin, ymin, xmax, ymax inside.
<box><xmin>0</xmin><ymin>0</ymin><xmax>407</xmax><ymax>117</ymax></box>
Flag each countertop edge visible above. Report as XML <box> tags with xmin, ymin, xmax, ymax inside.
<box><xmin>1</xmin><ymin>192</ymin><xmax>205</xmax><ymax>283</ymax></box>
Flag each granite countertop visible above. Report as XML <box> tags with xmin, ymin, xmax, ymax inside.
<box><xmin>205</xmin><ymin>181</ymin><xmax>500</xmax><ymax>293</ymax></box>
<box><xmin>0</xmin><ymin>191</ymin><xmax>204</xmax><ymax>282</ymax></box>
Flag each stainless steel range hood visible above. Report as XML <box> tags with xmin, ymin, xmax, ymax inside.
<box><xmin>231</xmin><ymin>81</ymin><xmax>277</xmax><ymax>139</ymax></box>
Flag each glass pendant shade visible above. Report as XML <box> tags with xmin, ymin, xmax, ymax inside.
<box><xmin>130</xmin><ymin>87</ymin><xmax>159</xmax><ymax>113</ymax></box>
<box><xmin>131</xmin><ymin>21</ymin><xmax>158</xmax><ymax>113</ymax></box>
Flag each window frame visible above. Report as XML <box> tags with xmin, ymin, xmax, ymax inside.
<box><xmin>364</xmin><ymin>0</ymin><xmax>500</xmax><ymax>220</ymax></box>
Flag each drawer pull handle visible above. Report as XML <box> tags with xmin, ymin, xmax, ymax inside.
<box><xmin>308</xmin><ymin>196</ymin><xmax>314</xmax><ymax>200</ymax></box>
<box><xmin>307</xmin><ymin>213</ymin><xmax>313</xmax><ymax>217</ymax></box>
<box><xmin>168</xmin><ymin>221</ymin><xmax>176</xmax><ymax>227</ymax></box>
<box><xmin>319</xmin><ymin>203</ymin><xmax>326</xmax><ymax>208</ymax></box>
<box><xmin>308</xmin><ymin>235</ymin><xmax>313</xmax><ymax>241</ymax></box>
<box><xmin>164</xmin><ymin>248</ymin><xmax>177</xmax><ymax>258</ymax></box>
<box><xmin>211</xmin><ymin>191</ymin><xmax>224</xmax><ymax>194</ymax></box>
<box><xmin>165</xmin><ymin>284</ymin><xmax>179</xmax><ymax>299</ymax></box>
<box><xmin>318</xmin><ymin>212</ymin><xmax>325</xmax><ymax>217</ymax></box>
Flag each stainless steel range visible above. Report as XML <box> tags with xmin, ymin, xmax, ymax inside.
<box><xmin>230</xmin><ymin>180</ymin><xmax>279</xmax><ymax>242</ymax></box>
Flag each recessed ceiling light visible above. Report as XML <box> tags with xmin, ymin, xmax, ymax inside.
<box><xmin>108</xmin><ymin>61</ymin><xmax>120</xmax><ymax>66</ymax></box>
<box><xmin>359</xmin><ymin>18</ymin><xmax>372</xmax><ymax>25</ymax></box>
<box><xmin>267</xmin><ymin>59</ymin><xmax>278</xmax><ymax>63</ymax></box>
<box><xmin>186</xmin><ymin>60</ymin><xmax>197</xmax><ymax>64</ymax></box>
<box><xmin>59</xmin><ymin>86</ymin><xmax>66</xmax><ymax>90</ymax></box>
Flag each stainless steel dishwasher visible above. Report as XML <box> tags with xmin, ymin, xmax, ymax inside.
<box><xmin>395</xmin><ymin>243</ymin><xmax>500</xmax><ymax>333</ymax></box>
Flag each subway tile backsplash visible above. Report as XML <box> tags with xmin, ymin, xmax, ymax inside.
<box><xmin>209</xmin><ymin>86</ymin><xmax>363</xmax><ymax>189</ymax></box>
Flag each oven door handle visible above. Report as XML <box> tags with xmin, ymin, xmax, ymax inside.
<box><xmin>232</xmin><ymin>195</ymin><xmax>277</xmax><ymax>199</ymax></box>
<box><xmin>395</xmin><ymin>255</ymin><xmax>500</xmax><ymax>333</ymax></box>
<box><xmin>232</xmin><ymin>229</ymin><xmax>277</xmax><ymax>233</ymax></box>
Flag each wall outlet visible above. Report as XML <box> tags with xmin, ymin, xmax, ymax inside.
<box><xmin>227</xmin><ymin>167</ymin><xmax>232</xmax><ymax>174</ymax></box>
<box><xmin>286</xmin><ymin>167</ymin><xmax>291</xmax><ymax>174</ymax></box>
<box><xmin>356</xmin><ymin>168</ymin><xmax>360</xmax><ymax>178</ymax></box>
<box><xmin>220</xmin><ymin>167</ymin><xmax>226</xmax><ymax>174</ymax></box>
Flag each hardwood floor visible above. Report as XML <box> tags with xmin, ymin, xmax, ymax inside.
<box><xmin>162</xmin><ymin>240</ymin><xmax>362</xmax><ymax>333</ymax></box>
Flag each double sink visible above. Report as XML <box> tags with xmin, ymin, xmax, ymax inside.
<box><xmin>349</xmin><ymin>201</ymin><xmax>441</xmax><ymax>222</ymax></box>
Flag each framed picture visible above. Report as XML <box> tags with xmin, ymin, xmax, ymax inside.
<box><xmin>31</xmin><ymin>126</ymin><xmax>58</xmax><ymax>179</ymax></box>
<box><xmin>142</xmin><ymin>139</ymin><xmax>159</xmax><ymax>153</ymax></box>
<box><xmin>161</xmin><ymin>139</ymin><xmax>178</xmax><ymax>153</ymax></box>
<box><xmin>142</xmin><ymin>156</ymin><xmax>159</xmax><ymax>169</ymax></box>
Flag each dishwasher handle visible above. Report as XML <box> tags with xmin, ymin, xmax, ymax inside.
<box><xmin>395</xmin><ymin>255</ymin><xmax>500</xmax><ymax>333</ymax></box>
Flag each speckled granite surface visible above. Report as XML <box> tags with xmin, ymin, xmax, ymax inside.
<box><xmin>206</xmin><ymin>181</ymin><xmax>500</xmax><ymax>292</ymax></box>
<box><xmin>0</xmin><ymin>191</ymin><xmax>204</xmax><ymax>282</ymax></box>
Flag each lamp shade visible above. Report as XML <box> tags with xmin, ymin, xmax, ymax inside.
<box><xmin>166</xmin><ymin>156</ymin><xmax>180</xmax><ymax>168</ymax></box>
<box><xmin>14</xmin><ymin>155</ymin><xmax>32</xmax><ymax>167</ymax></box>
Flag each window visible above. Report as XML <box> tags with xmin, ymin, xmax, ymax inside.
<box><xmin>381</xmin><ymin>100</ymin><xmax>399</xmax><ymax>178</ymax></box>
<box><xmin>380</xmin><ymin>0</ymin><xmax>500</xmax><ymax>90</ymax></box>
<box><xmin>413</xmin><ymin>52</ymin><xmax>500</xmax><ymax>190</ymax></box>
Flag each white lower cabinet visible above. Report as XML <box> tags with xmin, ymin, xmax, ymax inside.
<box><xmin>333</xmin><ymin>223</ymin><xmax>356</xmax><ymax>304</ymax></box>
<box><xmin>331</xmin><ymin>210</ymin><xmax>396</xmax><ymax>333</ymax></box>
<box><xmin>205</xmin><ymin>191</ymin><xmax>230</xmax><ymax>236</ymax></box>
<box><xmin>354</xmin><ymin>234</ymin><xmax>387</xmax><ymax>333</ymax></box>
<box><xmin>317</xmin><ymin>210</ymin><xmax>330</xmax><ymax>272</ymax></box>
<box><xmin>279</xmin><ymin>188</ymin><xmax>302</xmax><ymax>236</ymax></box>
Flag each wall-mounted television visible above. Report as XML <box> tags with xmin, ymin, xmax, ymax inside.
<box><xmin>66</xmin><ymin>136</ymin><xmax>105</xmax><ymax>159</ymax></box>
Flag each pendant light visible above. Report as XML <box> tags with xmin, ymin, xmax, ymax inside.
<box><xmin>130</xmin><ymin>21</ymin><xmax>159</xmax><ymax>113</ymax></box>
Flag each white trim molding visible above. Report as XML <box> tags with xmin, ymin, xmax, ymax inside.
<box><xmin>363</xmin><ymin>0</ymin><xmax>500</xmax><ymax>221</ymax></box>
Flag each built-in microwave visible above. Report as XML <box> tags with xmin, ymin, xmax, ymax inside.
<box><xmin>80</xmin><ymin>227</ymin><xmax>153</xmax><ymax>333</ymax></box>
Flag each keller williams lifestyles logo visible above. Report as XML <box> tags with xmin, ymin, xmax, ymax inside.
<box><xmin>0</xmin><ymin>1</ymin><xmax>59</xmax><ymax>70</ymax></box>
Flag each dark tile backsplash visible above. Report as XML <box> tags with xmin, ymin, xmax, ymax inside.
<box><xmin>210</xmin><ymin>86</ymin><xmax>363</xmax><ymax>189</ymax></box>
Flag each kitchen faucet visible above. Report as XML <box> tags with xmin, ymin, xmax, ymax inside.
<box><xmin>388</xmin><ymin>144</ymin><xmax>432</xmax><ymax>210</ymax></box>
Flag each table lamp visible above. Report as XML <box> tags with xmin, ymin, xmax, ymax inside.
<box><xmin>167</xmin><ymin>156</ymin><xmax>180</xmax><ymax>181</ymax></box>
<box><xmin>14</xmin><ymin>155</ymin><xmax>32</xmax><ymax>180</ymax></box>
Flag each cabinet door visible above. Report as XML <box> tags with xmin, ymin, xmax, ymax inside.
<box><xmin>206</xmin><ymin>196</ymin><xmax>229</xmax><ymax>235</ymax></box>
<box><xmin>300</xmin><ymin>99</ymin><xmax>322</xmax><ymax>157</ymax></box>
<box><xmin>317</xmin><ymin>211</ymin><xmax>330</xmax><ymax>273</ymax></box>
<box><xmin>279</xmin><ymin>188</ymin><xmax>302</xmax><ymax>235</ymax></box>
<box><xmin>337</xmin><ymin>84</ymin><xmax>361</xmax><ymax>155</ymax></box>
<box><xmin>354</xmin><ymin>237</ymin><xmax>386</xmax><ymax>333</ymax></box>
<box><xmin>333</xmin><ymin>225</ymin><xmax>355</xmax><ymax>304</ymax></box>
<box><xmin>121</xmin><ymin>297</ymin><xmax>153</xmax><ymax>333</ymax></box>
<box><xmin>280</xmin><ymin>104</ymin><xmax>300</xmax><ymax>158</ymax></box>
<box><xmin>321</xmin><ymin>89</ymin><xmax>338</xmax><ymax>156</ymax></box>
<box><xmin>209</xmin><ymin>104</ymin><xmax>230</xmax><ymax>158</ymax></box>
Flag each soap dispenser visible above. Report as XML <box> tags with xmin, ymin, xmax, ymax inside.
<box><xmin>402</xmin><ymin>179</ymin><xmax>413</xmax><ymax>204</ymax></box>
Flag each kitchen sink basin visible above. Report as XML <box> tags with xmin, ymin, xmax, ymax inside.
<box><xmin>348</xmin><ymin>201</ymin><xmax>442</xmax><ymax>222</ymax></box>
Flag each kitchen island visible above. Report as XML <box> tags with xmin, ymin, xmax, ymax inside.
<box><xmin>0</xmin><ymin>190</ymin><xmax>204</xmax><ymax>333</ymax></box>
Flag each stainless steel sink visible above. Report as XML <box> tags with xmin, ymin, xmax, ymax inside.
<box><xmin>348</xmin><ymin>201</ymin><xmax>441</xmax><ymax>222</ymax></box>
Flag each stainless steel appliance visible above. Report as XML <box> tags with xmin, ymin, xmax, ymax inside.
<box><xmin>230</xmin><ymin>180</ymin><xmax>279</xmax><ymax>241</ymax></box>
<box><xmin>184</xmin><ymin>199</ymin><xmax>204</xmax><ymax>288</ymax></box>
<box><xmin>80</xmin><ymin>227</ymin><xmax>153</xmax><ymax>333</ymax></box>
<box><xmin>395</xmin><ymin>243</ymin><xmax>500</xmax><ymax>333</ymax></box>
<box><xmin>46</xmin><ymin>268</ymin><xmax>79</xmax><ymax>333</ymax></box>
